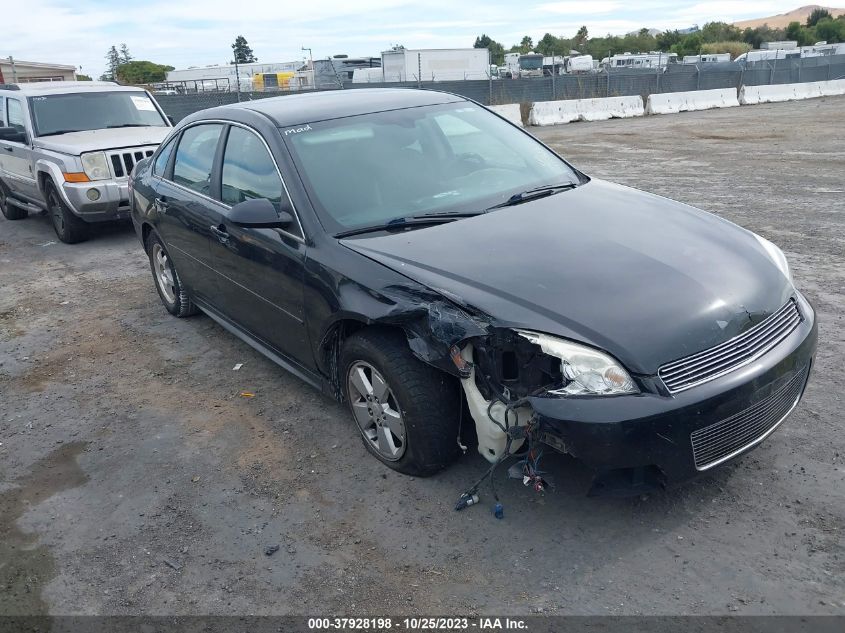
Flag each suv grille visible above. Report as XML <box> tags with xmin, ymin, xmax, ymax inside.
<box><xmin>659</xmin><ymin>299</ymin><xmax>802</xmax><ymax>393</ymax></box>
<box><xmin>108</xmin><ymin>147</ymin><xmax>156</xmax><ymax>178</ymax></box>
<box><xmin>690</xmin><ymin>365</ymin><xmax>808</xmax><ymax>470</ymax></box>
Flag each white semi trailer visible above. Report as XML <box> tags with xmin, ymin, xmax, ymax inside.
<box><xmin>381</xmin><ymin>48</ymin><xmax>491</xmax><ymax>82</ymax></box>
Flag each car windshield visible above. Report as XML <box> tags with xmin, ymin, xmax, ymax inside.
<box><xmin>283</xmin><ymin>101</ymin><xmax>580</xmax><ymax>233</ymax></box>
<box><xmin>30</xmin><ymin>91</ymin><xmax>168</xmax><ymax>136</ymax></box>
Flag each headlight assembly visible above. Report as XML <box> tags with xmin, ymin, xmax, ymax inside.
<box><xmin>514</xmin><ymin>330</ymin><xmax>638</xmax><ymax>396</ymax></box>
<box><xmin>753</xmin><ymin>233</ymin><xmax>792</xmax><ymax>283</ymax></box>
<box><xmin>80</xmin><ymin>152</ymin><xmax>111</xmax><ymax>181</ymax></box>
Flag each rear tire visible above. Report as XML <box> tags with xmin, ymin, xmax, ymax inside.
<box><xmin>0</xmin><ymin>182</ymin><xmax>27</xmax><ymax>220</ymax></box>
<box><xmin>340</xmin><ymin>327</ymin><xmax>461</xmax><ymax>476</ymax></box>
<box><xmin>45</xmin><ymin>182</ymin><xmax>88</xmax><ymax>243</ymax></box>
<box><xmin>145</xmin><ymin>232</ymin><xmax>199</xmax><ymax>317</ymax></box>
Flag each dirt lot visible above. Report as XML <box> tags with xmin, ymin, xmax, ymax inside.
<box><xmin>1</xmin><ymin>96</ymin><xmax>843</xmax><ymax>617</ymax></box>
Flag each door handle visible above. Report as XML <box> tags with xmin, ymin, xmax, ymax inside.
<box><xmin>2</xmin><ymin>147</ymin><xmax>12</xmax><ymax>152</ymax></box>
<box><xmin>210</xmin><ymin>224</ymin><xmax>229</xmax><ymax>242</ymax></box>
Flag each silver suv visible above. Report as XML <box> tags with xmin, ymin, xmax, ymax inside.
<box><xmin>0</xmin><ymin>81</ymin><xmax>171</xmax><ymax>243</ymax></box>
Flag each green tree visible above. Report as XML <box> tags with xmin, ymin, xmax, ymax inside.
<box><xmin>700</xmin><ymin>21</ymin><xmax>742</xmax><ymax>43</ymax></box>
<box><xmin>671</xmin><ymin>33</ymin><xmax>703</xmax><ymax>58</ymax></box>
<box><xmin>814</xmin><ymin>18</ymin><xmax>845</xmax><ymax>43</ymax></box>
<box><xmin>742</xmin><ymin>25</ymin><xmax>786</xmax><ymax>49</ymax></box>
<box><xmin>103</xmin><ymin>45</ymin><xmax>121</xmax><ymax>80</ymax></box>
<box><xmin>573</xmin><ymin>25</ymin><xmax>589</xmax><ymax>50</ymax></box>
<box><xmin>519</xmin><ymin>35</ymin><xmax>534</xmax><ymax>53</ymax></box>
<box><xmin>535</xmin><ymin>33</ymin><xmax>560</xmax><ymax>56</ymax></box>
<box><xmin>473</xmin><ymin>34</ymin><xmax>505</xmax><ymax>65</ymax></box>
<box><xmin>656</xmin><ymin>30</ymin><xmax>683</xmax><ymax>50</ymax></box>
<box><xmin>785</xmin><ymin>20</ymin><xmax>802</xmax><ymax>40</ymax></box>
<box><xmin>119</xmin><ymin>43</ymin><xmax>132</xmax><ymax>64</ymax></box>
<box><xmin>116</xmin><ymin>61</ymin><xmax>175</xmax><ymax>84</ymax></box>
<box><xmin>77</xmin><ymin>74</ymin><xmax>92</xmax><ymax>81</ymax></box>
<box><xmin>231</xmin><ymin>35</ymin><xmax>257</xmax><ymax>64</ymax></box>
<box><xmin>807</xmin><ymin>8</ymin><xmax>832</xmax><ymax>27</ymax></box>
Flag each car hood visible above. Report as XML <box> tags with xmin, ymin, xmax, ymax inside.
<box><xmin>34</xmin><ymin>127</ymin><xmax>170</xmax><ymax>154</ymax></box>
<box><xmin>341</xmin><ymin>179</ymin><xmax>794</xmax><ymax>375</ymax></box>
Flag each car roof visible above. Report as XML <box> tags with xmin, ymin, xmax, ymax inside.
<box><xmin>0</xmin><ymin>81</ymin><xmax>147</xmax><ymax>96</ymax></box>
<box><xmin>207</xmin><ymin>88</ymin><xmax>467</xmax><ymax>128</ymax></box>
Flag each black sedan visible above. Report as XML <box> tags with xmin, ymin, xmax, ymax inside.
<box><xmin>129</xmin><ymin>89</ymin><xmax>816</xmax><ymax>495</ymax></box>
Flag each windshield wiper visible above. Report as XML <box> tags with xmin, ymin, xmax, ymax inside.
<box><xmin>334</xmin><ymin>213</ymin><xmax>480</xmax><ymax>239</ymax></box>
<box><xmin>38</xmin><ymin>130</ymin><xmax>81</xmax><ymax>136</ymax></box>
<box><xmin>487</xmin><ymin>182</ymin><xmax>578</xmax><ymax>210</ymax></box>
<box><xmin>106</xmin><ymin>123</ymin><xmax>152</xmax><ymax>129</ymax></box>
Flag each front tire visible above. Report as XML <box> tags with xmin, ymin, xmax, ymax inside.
<box><xmin>0</xmin><ymin>182</ymin><xmax>27</xmax><ymax>220</ymax></box>
<box><xmin>340</xmin><ymin>327</ymin><xmax>460</xmax><ymax>476</ymax></box>
<box><xmin>45</xmin><ymin>182</ymin><xmax>88</xmax><ymax>243</ymax></box>
<box><xmin>145</xmin><ymin>232</ymin><xmax>199</xmax><ymax>317</ymax></box>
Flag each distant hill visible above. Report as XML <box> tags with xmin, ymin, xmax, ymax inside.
<box><xmin>733</xmin><ymin>5</ymin><xmax>845</xmax><ymax>29</ymax></box>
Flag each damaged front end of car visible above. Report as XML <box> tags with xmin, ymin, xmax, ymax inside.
<box><xmin>336</xmin><ymin>286</ymin><xmax>649</xmax><ymax>499</ymax></box>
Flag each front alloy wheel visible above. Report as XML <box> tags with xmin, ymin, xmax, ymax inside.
<box><xmin>347</xmin><ymin>361</ymin><xmax>407</xmax><ymax>461</ymax></box>
<box><xmin>339</xmin><ymin>327</ymin><xmax>461</xmax><ymax>476</ymax></box>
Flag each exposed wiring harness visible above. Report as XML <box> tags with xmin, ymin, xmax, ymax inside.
<box><xmin>455</xmin><ymin>375</ymin><xmax>554</xmax><ymax>515</ymax></box>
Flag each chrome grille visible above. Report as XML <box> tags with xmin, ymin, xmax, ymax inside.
<box><xmin>107</xmin><ymin>147</ymin><xmax>156</xmax><ymax>179</ymax></box>
<box><xmin>659</xmin><ymin>300</ymin><xmax>802</xmax><ymax>393</ymax></box>
<box><xmin>690</xmin><ymin>365</ymin><xmax>808</xmax><ymax>470</ymax></box>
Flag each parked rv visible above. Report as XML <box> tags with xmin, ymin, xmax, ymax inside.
<box><xmin>600</xmin><ymin>52</ymin><xmax>677</xmax><ymax>70</ymax></box>
<box><xmin>682</xmin><ymin>53</ymin><xmax>732</xmax><ymax>64</ymax></box>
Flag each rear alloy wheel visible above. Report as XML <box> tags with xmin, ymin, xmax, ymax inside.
<box><xmin>146</xmin><ymin>232</ymin><xmax>199</xmax><ymax>317</ymax></box>
<box><xmin>46</xmin><ymin>183</ymin><xmax>88</xmax><ymax>243</ymax></box>
<box><xmin>0</xmin><ymin>183</ymin><xmax>27</xmax><ymax>220</ymax></box>
<box><xmin>340</xmin><ymin>327</ymin><xmax>461</xmax><ymax>476</ymax></box>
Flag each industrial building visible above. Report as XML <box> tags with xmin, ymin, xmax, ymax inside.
<box><xmin>0</xmin><ymin>57</ymin><xmax>77</xmax><ymax>83</ymax></box>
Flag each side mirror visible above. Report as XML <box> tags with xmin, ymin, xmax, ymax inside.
<box><xmin>228</xmin><ymin>198</ymin><xmax>293</xmax><ymax>229</ymax></box>
<box><xmin>0</xmin><ymin>127</ymin><xmax>27</xmax><ymax>144</ymax></box>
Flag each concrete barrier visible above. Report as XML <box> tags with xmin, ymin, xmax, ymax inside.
<box><xmin>528</xmin><ymin>96</ymin><xmax>644</xmax><ymax>126</ymax></box>
<box><xmin>740</xmin><ymin>79</ymin><xmax>845</xmax><ymax>104</ymax></box>
<box><xmin>488</xmin><ymin>103</ymin><xmax>523</xmax><ymax>127</ymax></box>
<box><xmin>646</xmin><ymin>88</ymin><xmax>739</xmax><ymax>115</ymax></box>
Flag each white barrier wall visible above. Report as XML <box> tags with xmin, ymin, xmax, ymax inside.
<box><xmin>646</xmin><ymin>88</ymin><xmax>739</xmax><ymax>115</ymax></box>
<box><xmin>740</xmin><ymin>79</ymin><xmax>845</xmax><ymax>105</ymax></box>
<box><xmin>528</xmin><ymin>96</ymin><xmax>644</xmax><ymax>126</ymax></box>
<box><xmin>488</xmin><ymin>103</ymin><xmax>523</xmax><ymax>127</ymax></box>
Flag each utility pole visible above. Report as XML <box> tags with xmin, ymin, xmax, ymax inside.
<box><xmin>301</xmin><ymin>47</ymin><xmax>313</xmax><ymax>90</ymax></box>
<box><xmin>234</xmin><ymin>61</ymin><xmax>241</xmax><ymax>101</ymax></box>
<box><xmin>9</xmin><ymin>56</ymin><xmax>18</xmax><ymax>83</ymax></box>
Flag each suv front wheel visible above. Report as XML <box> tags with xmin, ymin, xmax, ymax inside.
<box><xmin>45</xmin><ymin>182</ymin><xmax>88</xmax><ymax>244</ymax></box>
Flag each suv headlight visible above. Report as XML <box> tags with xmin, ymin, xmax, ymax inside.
<box><xmin>515</xmin><ymin>330</ymin><xmax>638</xmax><ymax>396</ymax></box>
<box><xmin>80</xmin><ymin>152</ymin><xmax>111</xmax><ymax>181</ymax></box>
<box><xmin>753</xmin><ymin>233</ymin><xmax>792</xmax><ymax>283</ymax></box>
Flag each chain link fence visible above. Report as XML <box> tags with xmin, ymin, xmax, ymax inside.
<box><xmin>155</xmin><ymin>54</ymin><xmax>845</xmax><ymax>121</ymax></box>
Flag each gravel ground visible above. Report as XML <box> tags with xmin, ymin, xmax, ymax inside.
<box><xmin>1</xmin><ymin>96</ymin><xmax>843</xmax><ymax>617</ymax></box>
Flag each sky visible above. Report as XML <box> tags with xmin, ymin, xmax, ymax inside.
<box><xmin>2</xmin><ymin>1</ymin><xmax>825</xmax><ymax>77</ymax></box>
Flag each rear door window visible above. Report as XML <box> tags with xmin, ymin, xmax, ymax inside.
<box><xmin>6</xmin><ymin>99</ymin><xmax>26</xmax><ymax>133</ymax></box>
<box><xmin>172</xmin><ymin>124</ymin><xmax>223</xmax><ymax>195</ymax></box>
